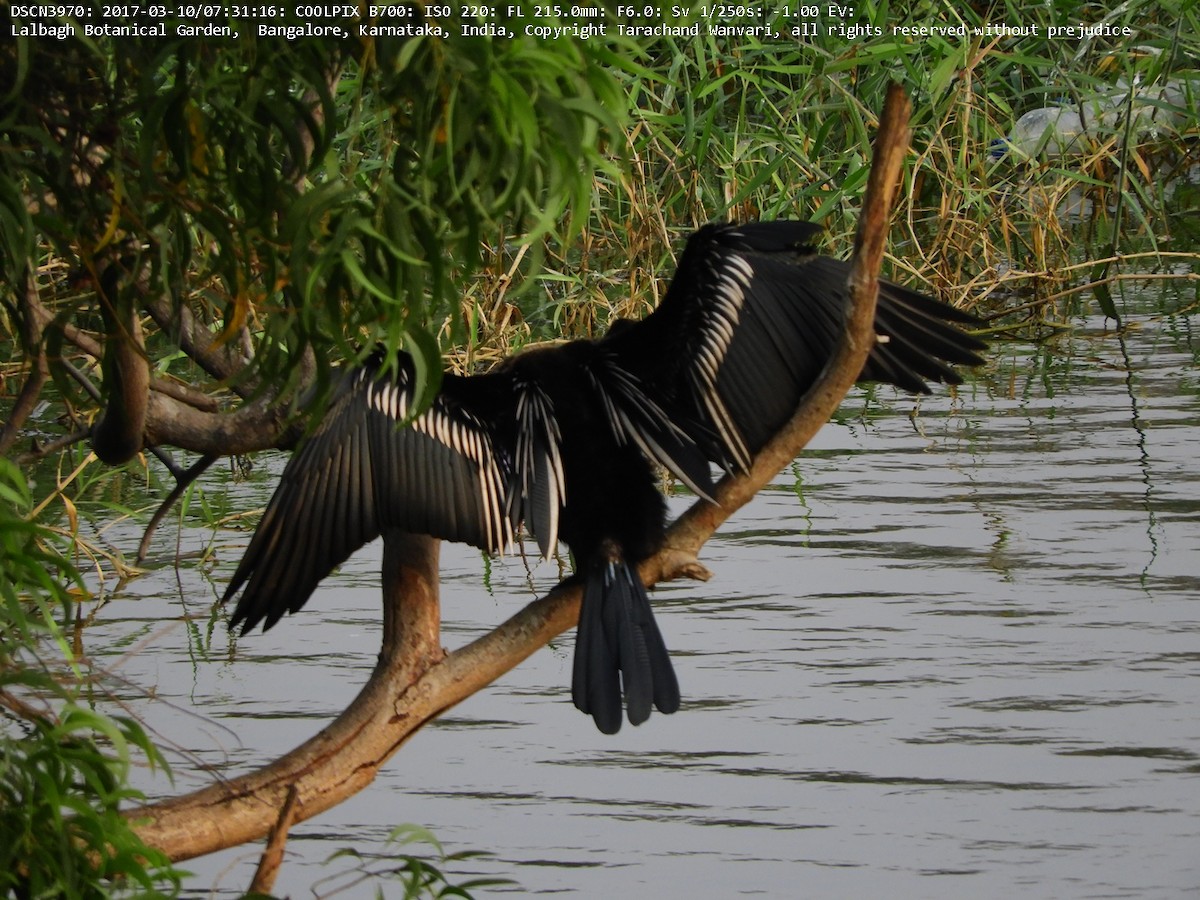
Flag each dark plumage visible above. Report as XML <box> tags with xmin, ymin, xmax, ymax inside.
<box><xmin>224</xmin><ymin>220</ymin><xmax>986</xmax><ymax>733</ymax></box>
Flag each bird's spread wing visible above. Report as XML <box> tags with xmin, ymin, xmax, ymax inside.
<box><xmin>581</xmin><ymin>352</ymin><xmax>717</xmax><ymax>502</ymax></box>
<box><xmin>225</xmin><ymin>356</ymin><xmax>516</xmax><ymax>634</ymax></box>
<box><xmin>226</xmin><ymin>219</ymin><xmax>987</xmax><ymax>636</ymax></box>
<box><xmin>603</xmin><ymin>220</ymin><xmax>987</xmax><ymax>470</ymax></box>
<box><xmin>511</xmin><ymin>374</ymin><xmax>566</xmax><ymax>560</ymax></box>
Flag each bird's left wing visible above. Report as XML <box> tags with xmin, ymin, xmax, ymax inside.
<box><xmin>225</xmin><ymin>355</ymin><xmax>517</xmax><ymax>634</ymax></box>
<box><xmin>602</xmin><ymin>220</ymin><xmax>986</xmax><ymax>472</ymax></box>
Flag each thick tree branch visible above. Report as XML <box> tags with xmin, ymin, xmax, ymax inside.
<box><xmin>20</xmin><ymin>281</ymin><xmax>284</xmax><ymax>455</ymax></box>
<box><xmin>126</xmin><ymin>86</ymin><xmax>913</xmax><ymax>866</ymax></box>
<box><xmin>142</xmin><ymin>295</ymin><xmax>255</xmax><ymax>396</ymax></box>
<box><xmin>0</xmin><ymin>273</ymin><xmax>51</xmax><ymax>456</ymax></box>
<box><xmin>127</xmin><ymin>532</ymin><xmax>444</xmax><ymax>859</ymax></box>
<box><xmin>141</xmin><ymin>391</ymin><xmax>296</xmax><ymax>456</ymax></box>
<box><xmin>91</xmin><ymin>266</ymin><xmax>151</xmax><ymax>465</ymax></box>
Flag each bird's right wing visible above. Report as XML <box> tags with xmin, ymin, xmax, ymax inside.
<box><xmin>225</xmin><ymin>356</ymin><xmax>517</xmax><ymax>634</ymax></box>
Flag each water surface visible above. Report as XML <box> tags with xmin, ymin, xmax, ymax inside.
<box><xmin>96</xmin><ymin>295</ymin><xmax>1199</xmax><ymax>898</ymax></box>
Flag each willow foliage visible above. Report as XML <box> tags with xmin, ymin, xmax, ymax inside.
<box><xmin>0</xmin><ymin>29</ymin><xmax>629</xmax><ymax>407</ymax></box>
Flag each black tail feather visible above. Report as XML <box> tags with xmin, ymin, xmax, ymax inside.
<box><xmin>572</xmin><ymin>556</ymin><xmax>680</xmax><ymax>734</ymax></box>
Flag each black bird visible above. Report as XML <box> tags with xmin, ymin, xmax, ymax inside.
<box><xmin>224</xmin><ymin>220</ymin><xmax>985</xmax><ymax>734</ymax></box>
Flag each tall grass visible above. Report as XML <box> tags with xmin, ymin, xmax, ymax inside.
<box><xmin>462</xmin><ymin>0</ymin><xmax>1199</xmax><ymax>346</ymax></box>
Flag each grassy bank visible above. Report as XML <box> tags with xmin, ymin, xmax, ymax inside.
<box><xmin>461</xmin><ymin>1</ymin><xmax>1199</xmax><ymax>348</ymax></box>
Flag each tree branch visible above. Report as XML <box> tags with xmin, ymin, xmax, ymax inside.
<box><xmin>19</xmin><ymin>277</ymin><xmax>288</xmax><ymax>456</ymax></box>
<box><xmin>141</xmin><ymin>391</ymin><xmax>296</xmax><ymax>456</ymax></box>
<box><xmin>125</xmin><ymin>85</ymin><xmax>913</xmax><ymax>867</ymax></box>
<box><xmin>127</xmin><ymin>532</ymin><xmax>445</xmax><ymax>860</ymax></box>
<box><xmin>136</xmin><ymin>454</ymin><xmax>220</xmax><ymax>563</ymax></box>
<box><xmin>91</xmin><ymin>265</ymin><xmax>151</xmax><ymax>465</ymax></box>
<box><xmin>0</xmin><ymin>272</ymin><xmax>51</xmax><ymax>456</ymax></box>
<box><xmin>142</xmin><ymin>295</ymin><xmax>255</xmax><ymax>396</ymax></box>
<box><xmin>247</xmin><ymin>784</ymin><xmax>301</xmax><ymax>896</ymax></box>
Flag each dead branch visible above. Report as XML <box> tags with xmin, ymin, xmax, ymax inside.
<box><xmin>125</xmin><ymin>85</ymin><xmax>912</xmax><ymax>867</ymax></box>
<box><xmin>136</xmin><ymin>454</ymin><xmax>219</xmax><ymax>563</ymax></box>
<box><xmin>247</xmin><ymin>784</ymin><xmax>301</xmax><ymax>896</ymax></box>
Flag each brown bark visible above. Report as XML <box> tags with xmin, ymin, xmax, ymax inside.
<box><xmin>128</xmin><ymin>532</ymin><xmax>445</xmax><ymax>858</ymax></box>
<box><xmin>247</xmin><ymin>784</ymin><xmax>300</xmax><ymax>896</ymax></box>
<box><xmin>141</xmin><ymin>391</ymin><xmax>295</xmax><ymax>456</ymax></box>
<box><xmin>18</xmin><ymin>273</ymin><xmax>295</xmax><ymax>457</ymax></box>
<box><xmin>90</xmin><ymin>268</ymin><xmax>151</xmax><ymax>465</ymax></box>
<box><xmin>142</xmin><ymin>295</ymin><xmax>255</xmax><ymax>394</ymax></box>
<box><xmin>125</xmin><ymin>85</ymin><xmax>913</xmax><ymax>870</ymax></box>
<box><xmin>0</xmin><ymin>274</ymin><xmax>51</xmax><ymax>456</ymax></box>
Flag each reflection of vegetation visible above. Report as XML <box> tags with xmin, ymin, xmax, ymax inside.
<box><xmin>318</xmin><ymin>824</ymin><xmax>515</xmax><ymax>898</ymax></box>
<box><xmin>1</xmin><ymin>7</ymin><xmax>1198</xmax><ymax>894</ymax></box>
<box><xmin>787</xmin><ymin>459</ymin><xmax>815</xmax><ymax>545</ymax></box>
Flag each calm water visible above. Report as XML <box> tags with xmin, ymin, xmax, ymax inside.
<box><xmin>94</xmin><ymin>295</ymin><xmax>1199</xmax><ymax>898</ymax></box>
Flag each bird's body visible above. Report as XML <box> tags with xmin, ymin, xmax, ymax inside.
<box><xmin>224</xmin><ymin>220</ymin><xmax>986</xmax><ymax>733</ymax></box>
<box><xmin>490</xmin><ymin>340</ymin><xmax>682</xmax><ymax>732</ymax></box>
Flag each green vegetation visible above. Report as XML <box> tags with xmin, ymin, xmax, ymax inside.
<box><xmin>1</xmin><ymin>3</ymin><xmax>1198</xmax><ymax>894</ymax></box>
<box><xmin>0</xmin><ymin>458</ymin><xmax>182</xmax><ymax>897</ymax></box>
<box><xmin>488</xmin><ymin>0</ymin><xmax>1199</xmax><ymax>342</ymax></box>
<box><xmin>317</xmin><ymin>824</ymin><xmax>515</xmax><ymax>897</ymax></box>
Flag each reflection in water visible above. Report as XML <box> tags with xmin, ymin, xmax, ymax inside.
<box><xmin>96</xmin><ymin>302</ymin><xmax>1199</xmax><ymax>897</ymax></box>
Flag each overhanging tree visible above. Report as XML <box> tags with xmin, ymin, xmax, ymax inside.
<box><xmin>1</xmin><ymin>28</ymin><xmax>627</xmax><ymax>894</ymax></box>
<box><xmin>1</xmin><ymin>31</ymin><xmax>625</xmax><ymax>462</ymax></box>
<box><xmin>1</xmin><ymin>29</ymin><xmax>911</xmax><ymax>893</ymax></box>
